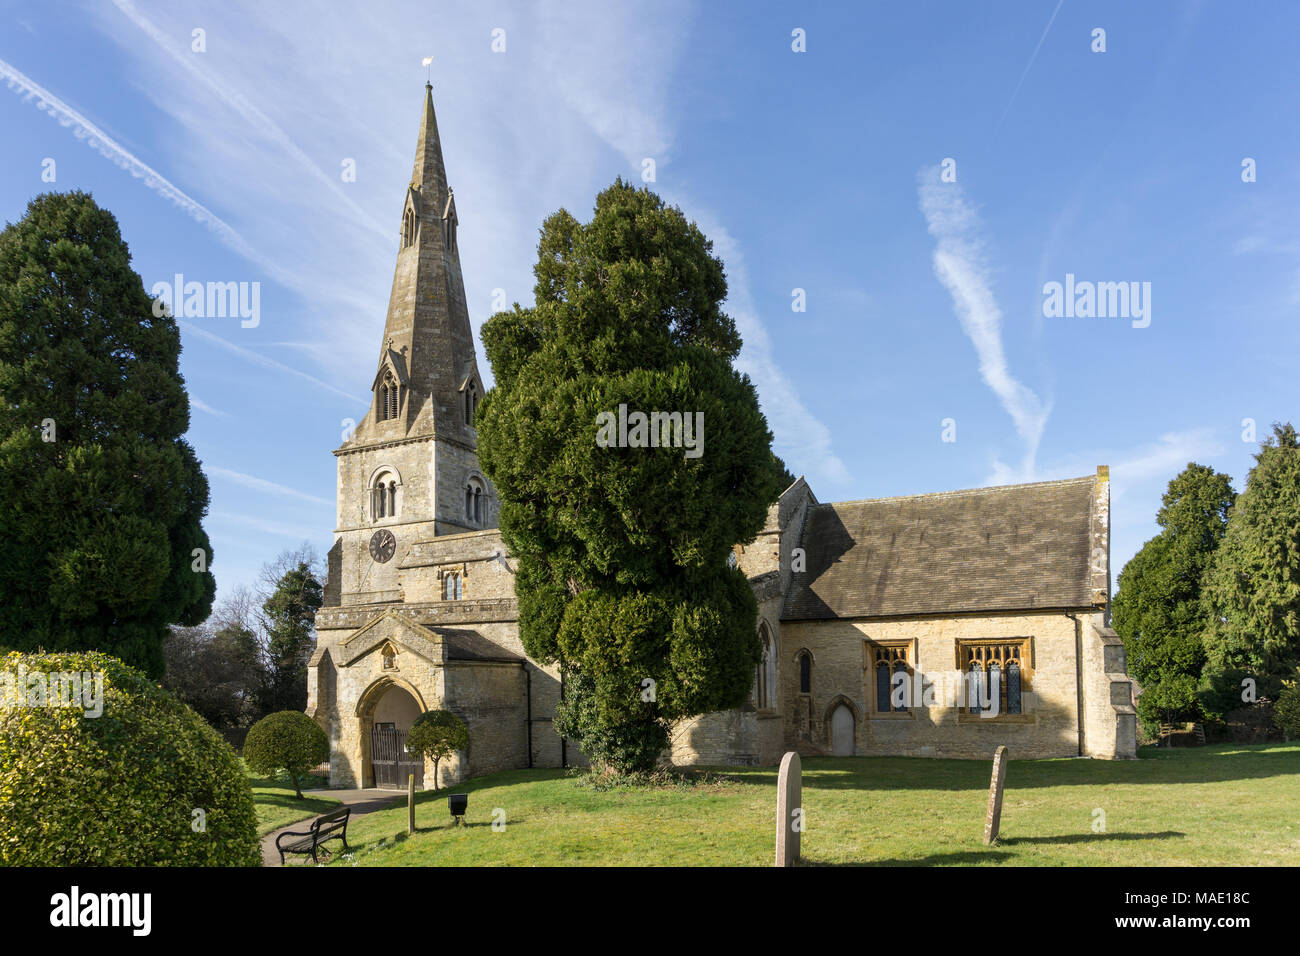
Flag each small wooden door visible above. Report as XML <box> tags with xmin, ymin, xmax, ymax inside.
<box><xmin>830</xmin><ymin>704</ymin><xmax>855</xmax><ymax>756</ymax></box>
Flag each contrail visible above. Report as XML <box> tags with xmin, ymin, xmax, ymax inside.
<box><xmin>0</xmin><ymin>55</ymin><xmax>256</xmax><ymax>257</ymax></box>
<box><xmin>995</xmin><ymin>0</ymin><xmax>1065</xmax><ymax>131</ymax></box>
<box><xmin>110</xmin><ymin>0</ymin><xmax>390</xmax><ymax>244</ymax></box>
<box><xmin>178</xmin><ymin>321</ymin><xmax>367</xmax><ymax>405</ymax></box>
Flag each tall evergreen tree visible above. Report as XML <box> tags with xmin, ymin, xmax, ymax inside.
<box><xmin>1112</xmin><ymin>463</ymin><xmax>1235</xmax><ymax>725</ymax></box>
<box><xmin>0</xmin><ymin>192</ymin><xmax>215</xmax><ymax>676</ymax></box>
<box><xmin>477</xmin><ymin>180</ymin><xmax>786</xmax><ymax>773</ymax></box>
<box><xmin>260</xmin><ymin>562</ymin><xmax>322</xmax><ymax>713</ymax></box>
<box><xmin>1202</xmin><ymin>423</ymin><xmax>1300</xmax><ymax>703</ymax></box>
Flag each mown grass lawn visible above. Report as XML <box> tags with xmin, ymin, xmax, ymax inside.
<box><xmin>248</xmin><ymin>767</ymin><xmax>341</xmax><ymax>837</ymax></box>
<box><xmin>321</xmin><ymin>743</ymin><xmax>1300</xmax><ymax>866</ymax></box>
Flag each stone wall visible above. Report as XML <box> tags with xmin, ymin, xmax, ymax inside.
<box><xmin>777</xmin><ymin>609</ymin><xmax>1135</xmax><ymax>759</ymax></box>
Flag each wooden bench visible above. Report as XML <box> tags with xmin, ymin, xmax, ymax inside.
<box><xmin>275</xmin><ymin>807</ymin><xmax>351</xmax><ymax>864</ymax></box>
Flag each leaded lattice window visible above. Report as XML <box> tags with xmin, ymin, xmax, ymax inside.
<box><xmin>958</xmin><ymin>640</ymin><xmax>1030</xmax><ymax>716</ymax></box>
<box><xmin>870</xmin><ymin>643</ymin><xmax>910</xmax><ymax>712</ymax></box>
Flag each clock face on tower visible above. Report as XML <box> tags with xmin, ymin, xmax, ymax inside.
<box><xmin>369</xmin><ymin>529</ymin><xmax>396</xmax><ymax>564</ymax></box>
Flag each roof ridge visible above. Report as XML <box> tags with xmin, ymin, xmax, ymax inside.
<box><xmin>820</xmin><ymin>474</ymin><xmax>1095</xmax><ymax>509</ymax></box>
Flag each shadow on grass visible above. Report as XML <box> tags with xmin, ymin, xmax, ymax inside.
<box><xmin>778</xmin><ymin>744</ymin><xmax>1300</xmax><ymax>792</ymax></box>
<box><xmin>998</xmin><ymin>830</ymin><xmax>1185</xmax><ymax>847</ymax></box>
<box><xmin>807</xmin><ymin>849</ymin><xmax>1017</xmax><ymax>867</ymax></box>
<box><xmin>812</xmin><ymin>831</ymin><xmax>1184</xmax><ymax>866</ymax></box>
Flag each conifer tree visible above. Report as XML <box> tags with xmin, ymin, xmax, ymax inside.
<box><xmin>1112</xmin><ymin>463</ymin><xmax>1235</xmax><ymax>725</ymax></box>
<box><xmin>477</xmin><ymin>180</ymin><xmax>786</xmax><ymax>773</ymax></box>
<box><xmin>1202</xmin><ymin>423</ymin><xmax>1300</xmax><ymax>705</ymax></box>
<box><xmin>0</xmin><ymin>192</ymin><xmax>215</xmax><ymax>676</ymax></box>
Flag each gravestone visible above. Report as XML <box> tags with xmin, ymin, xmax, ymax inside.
<box><xmin>775</xmin><ymin>751</ymin><xmax>802</xmax><ymax>866</ymax></box>
<box><xmin>983</xmin><ymin>745</ymin><xmax>1008</xmax><ymax>845</ymax></box>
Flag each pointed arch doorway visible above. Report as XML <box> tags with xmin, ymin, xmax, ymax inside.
<box><xmin>359</xmin><ymin>678</ymin><xmax>426</xmax><ymax>789</ymax></box>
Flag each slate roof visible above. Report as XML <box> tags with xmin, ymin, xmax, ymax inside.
<box><xmin>781</xmin><ymin>475</ymin><xmax>1097</xmax><ymax>620</ymax></box>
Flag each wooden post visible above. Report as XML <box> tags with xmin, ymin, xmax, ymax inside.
<box><xmin>983</xmin><ymin>745</ymin><xmax>1008</xmax><ymax>845</ymax></box>
<box><xmin>775</xmin><ymin>751</ymin><xmax>802</xmax><ymax>867</ymax></box>
<box><xmin>408</xmin><ymin>773</ymin><xmax>416</xmax><ymax>835</ymax></box>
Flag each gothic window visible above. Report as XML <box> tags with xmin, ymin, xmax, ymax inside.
<box><xmin>798</xmin><ymin>650</ymin><xmax>812</xmax><ymax>695</ymax></box>
<box><xmin>379</xmin><ymin>372</ymin><xmax>400</xmax><ymax>422</ymax></box>
<box><xmin>463</xmin><ymin>383</ymin><xmax>477</xmax><ymax>425</ymax></box>
<box><xmin>869</xmin><ymin>643</ymin><xmax>911</xmax><ymax>713</ymax></box>
<box><xmin>957</xmin><ymin>639</ymin><xmax>1031</xmax><ymax>716</ymax></box>
<box><xmin>443</xmin><ymin>572</ymin><xmax>463</xmax><ymax>601</ymax></box>
<box><xmin>402</xmin><ymin>207</ymin><xmax>416</xmax><ymax>248</ymax></box>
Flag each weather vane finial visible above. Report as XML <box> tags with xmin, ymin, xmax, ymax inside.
<box><xmin>422</xmin><ymin>55</ymin><xmax>433</xmax><ymax>85</ymax></box>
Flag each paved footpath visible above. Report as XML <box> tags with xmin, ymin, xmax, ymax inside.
<box><xmin>261</xmin><ymin>788</ymin><xmax>406</xmax><ymax>867</ymax></box>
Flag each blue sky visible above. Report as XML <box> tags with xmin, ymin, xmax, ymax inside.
<box><xmin>2</xmin><ymin>0</ymin><xmax>1296</xmax><ymax>605</ymax></box>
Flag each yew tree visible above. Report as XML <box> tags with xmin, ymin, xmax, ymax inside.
<box><xmin>1202</xmin><ymin>423</ymin><xmax>1300</xmax><ymax>704</ymax></box>
<box><xmin>477</xmin><ymin>180</ymin><xmax>785</xmax><ymax>773</ymax></box>
<box><xmin>1112</xmin><ymin>463</ymin><xmax>1235</xmax><ymax>725</ymax></box>
<box><xmin>0</xmin><ymin>192</ymin><xmax>215</xmax><ymax>677</ymax></box>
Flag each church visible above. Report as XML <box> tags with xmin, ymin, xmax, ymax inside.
<box><xmin>306</xmin><ymin>85</ymin><xmax>1137</xmax><ymax>789</ymax></box>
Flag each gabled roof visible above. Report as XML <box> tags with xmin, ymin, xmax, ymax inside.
<box><xmin>781</xmin><ymin>475</ymin><xmax>1098</xmax><ymax>620</ymax></box>
<box><xmin>371</xmin><ymin>346</ymin><xmax>409</xmax><ymax>391</ymax></box>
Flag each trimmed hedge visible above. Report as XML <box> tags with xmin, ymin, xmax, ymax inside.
<box><xmin>242</xmin><ymin>710</ymin><xmax>329</xmax><ymax>798</ymax></box>
<box><xmin>0</xmin><ymin>650</ymin><xmax>260</xmax><ymax>866</ymax></box>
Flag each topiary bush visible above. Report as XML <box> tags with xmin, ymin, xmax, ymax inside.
<box><xmin>243</xmin><ymin>710</ymin><xmax>329</xmax><ymax>798</ymax></box>
<box><xmin>406</xmin><ymin>709</ymin><xmax>468</xmax><ymax>791</ymax></box>
<box><xmin>0</xmin><ymin>650</ymin><xmax>260</xmax><ymax>866</ymax></box>
<box><xmin>1275</xmin><ymin>681</ymin><xmax>1300</xmax><ymax>741</ymax></box>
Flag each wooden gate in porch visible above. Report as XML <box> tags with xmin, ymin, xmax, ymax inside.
<box><xmin>370</xmin><ymin>727</ymin><xmax>424</xmax><ymax>789</ymax></box>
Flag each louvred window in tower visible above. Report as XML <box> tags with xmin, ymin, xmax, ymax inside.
<box><xmin>379</xmin><ymin>371</ymin><xmax>400</xmax><ymax>421</ymax></box>
<box><xmin>463</xmin><ymin>381</ymin><xmax>477</xmax><ymax>425</ymax></box>
<box><xmin>402</xmin><ymin>206</ymin><xmax>416</xmax><ymax>248</ymax></box>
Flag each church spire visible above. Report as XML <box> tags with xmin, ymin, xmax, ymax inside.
<box><xmin>346</xmin><ymin>82</ymin><xmax>483</xmax><ymax>449</ymax></box>
<box><xmin>411</xmin><ymin>82</ymin><xmax>450</xmax><ymax>202</ymax></box>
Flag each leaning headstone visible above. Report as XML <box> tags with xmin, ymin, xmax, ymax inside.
<box><xmin>983</xmin><ymin>745</ymin><xmax>1008</xmax><ymax>845</ymax></box>
<box><xmin>775</xmin><ymin>751</ymin><xmax>802</xmax><ymax>867</ymax></box>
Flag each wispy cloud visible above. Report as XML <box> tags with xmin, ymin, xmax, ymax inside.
<box><xmin>178</xmin><ymin>321</ymin><xmax>365</xmax><ymax>405</ymax></box>
<box><xmin>207</xmin><ymin>466</ymin><xmax>332</xmax><ymax>507</ymax></box>
<box><xmin>988</xmin><ymin>427</ymin><xmax>1226</xmax><ymax>490</ymax></box>
<box><xmin>0</xmin><ymin>55</ymin><xmax>252</xmax><ymax>250</ymax></box>
<box><xmin>918</xmin><ymin>171</ymin><xmax>1051</xmax><ymax>479</ymax></box>
<box><xmin>210</xmin><ymin>510</ymin><xmax>322</xmax><ymax>541</ymax></box>
<box><xmin>696</xmin><ymin>215</ymin><xmax>850</xmax><ymax>488</ymax></box>
<box><xmin>190</xmin><ymin>397</ymin><xmax>228</xmax><ymax>418</ymax></box>
<box><xmin>109</xmin><ymin>0</ymin><xmax>389</xmax><ymax>244</ymax></box>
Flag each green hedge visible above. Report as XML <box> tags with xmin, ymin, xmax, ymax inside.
<box><xmin>0</xmin><ymin>650</ymin><xmax>260</xmax><ymax>866</ymax></box>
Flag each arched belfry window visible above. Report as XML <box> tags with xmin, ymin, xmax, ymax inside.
<box><xmin>371</xmin><ymin>470</ymin><xmax>399</xmax><ymax>521</ymax></box>
<box><xmin>465</xmin><ymin>478</ymin><xmax>483</xmax><ymax>525</ymax></box>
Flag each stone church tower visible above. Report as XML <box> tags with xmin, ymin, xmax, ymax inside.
<box><xmin>327</xmin><ymin>82</ymin><xmax>495</xmax><ymax>608</ymax></box>
<box><xmin>308</xmin><ymin>83</ymin><xmax>1134</xmax><ymax>792</ymax></box>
